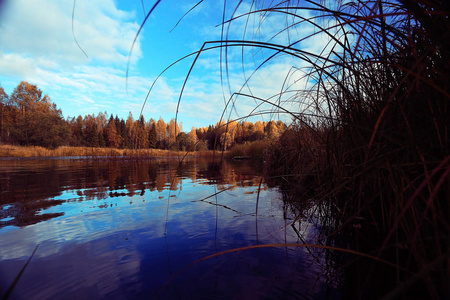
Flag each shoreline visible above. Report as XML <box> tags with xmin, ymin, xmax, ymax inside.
<box><xmin>0</xmin><ymin>145</ymin><xmax>216</xmax><ymax>158</ymax></box>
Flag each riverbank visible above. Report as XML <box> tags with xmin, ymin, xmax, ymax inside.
<box><xmin>0</xmin><ymin>145</ymin><xmax>216</xmax><ymax>158</ymax></box>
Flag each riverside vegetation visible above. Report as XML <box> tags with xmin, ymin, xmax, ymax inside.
<box><xmin>0</xmin><ymin>81</ymin><xmax>285</xmax><ymax>154</ymax></box>
<box><xmin>1</xmin><ymin>0</ymin><xmax>449</xmax><ymax>299</ymax></box>
<box><xmin>0</xmin><ymin>144</ymin><xmax>216</xmax><ymax>158</ymax></box>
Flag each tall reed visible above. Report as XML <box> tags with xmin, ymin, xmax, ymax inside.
<box><xmin>154</xmin><ymin>0</ymin><xmax>449</xmax><ymax>298</ymax></box>
<box><xmin>260</xmin><ymin>1</ymin><xmax>448</xmax><ymax>298</ymax></box>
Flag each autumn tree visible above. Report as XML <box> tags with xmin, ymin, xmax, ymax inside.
<box><xmin>84</xmin><ymin>114</ymin><xmax>99</xmax><ymax>147</ymax></box>
<box><xmin>203</xmin><ymin>125</ymin><xmax>218</xmax><ymax>150</ymax></box>
<box><xmin>174</xmin><ymin>127</ymin><xmax>196</xmax><ymax>151</ymax></box>
<box><xmin>188</xmin><ymin>127</ymin><xmax>197</xmax><ymax>148</ymax></box>
<box><xmin>175</xmin><ymin>132</ymin><xmax>190</xmax><ymax>151</ymax></box>
<box><xmin>125</xmin><ymin>112</ymin><xmax>135</xmax><ymax>148</ymax></box>
<box><xmin>120</xmin><ymin>116</ymin><xmax>131</xmax><ymax>148</ymax></box>
<box><xmin>134</xmin><ymin>115</ymin><xmax>148</xmax><ymax>149</ymax></box>
<box><xmin>11</xmin><ymin>81</ymin><xmax>43</xmax><ymax>117</ymax></box>
<box><xmin>67</xmin><ymin>115</ymin><xmax>85</xmax><ymax>146</ymax></box>
<box><xmin>114</xmin><ymin>115</ymin><xmax>125</xmax><ymax>148</ymax></box>
<box><xmin>9</xmin><ymin>81</ymin><xmax>70</xmax><ymax>148</ymax></box>
<box><xmin>196</xmin><ymin>127</ymin><xmax>210</xmax><ymax>150</ymax></box>
<box><xmin>0</xmin><ymin>84</ymin><xmax>7</xmax><ymax>103</ymax></box>
<box><xmin>105</xmin><ymin>115</ymin><xmax>122</xmax><ymax>148</ymax></box>
<box><xmin>167</xmin><ymin>119</ymin><xmax>180</xmax><ymax>150</ymax></box>
<box><xmin>155</xmin><ymin>117</ymin><xmax>167</xmax><ymax>149</ymax></box>
<box><xmin>220</xmin><ymin>132</ymin><xmax>232</xmax><ymax>150</ymax></box>
<box><xmin>266</xmin><ymin>120</ymin><xmax>280</xmax><ymax>140</ymax></box>
<box><xmin>226</xmin><ymin>120</ymin><xmax>237</xmax><ymax>147</ymax></box>
<box><xmin>148</xmin><ymin>119</ymin><xmax>157</xmax><ymax>148</ymax></box>
<box><xmin>96</xmin><ymin>112</ymin><xmax>107</xmax><ymax>147</ymax></box>
<box><xmin>0</xmin><ymin>83</ymin><xmax>14</xmax><ymax>143</ymax></box>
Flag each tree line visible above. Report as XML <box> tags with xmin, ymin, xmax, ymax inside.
<box><xmin>0</xmin><ymin>81</ymin><xmax>287</xmax><ymax>150</ymax></box>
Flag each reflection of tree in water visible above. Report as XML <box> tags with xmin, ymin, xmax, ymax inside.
<box><xmin>0</xmin><ymin>200</ymin><xmax>64</xmax><ymax>228</ymax></box>
<box><xmin>0</xmin><ymin>160</ymin><xmax>72</xmax><ymax>228</ymax></box>
<box><xmin>0</xmin><ymin>158</ymin><xmax>263</xmax><ymax>228</ymax></box>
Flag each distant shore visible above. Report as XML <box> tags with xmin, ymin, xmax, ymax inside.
<box><xmin>0</xmin><ymin>145</ymin><xmax>216</xmax><ymax>158</ymax></box>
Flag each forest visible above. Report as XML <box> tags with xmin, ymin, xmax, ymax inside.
<box><xmin>0</xmin><ymin>81</ymin><xmax>286</xmax><ymax>151</ymax></box>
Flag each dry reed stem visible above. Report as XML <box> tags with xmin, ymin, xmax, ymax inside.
<box><xmin>0</xmin><ymin>145</ymin><xmax>215</xmax><ymax>158</ymax></box>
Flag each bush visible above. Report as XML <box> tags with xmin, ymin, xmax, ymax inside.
<box><xmin>225</xmin><ymin>140</ymin><xmax>269</xmax><ymax>161</ymax></box>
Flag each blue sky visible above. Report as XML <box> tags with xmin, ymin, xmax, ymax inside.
<box><xmin>0</xmin><ymin>0</ymin><xmax>333</xmax><ymax>131</ymax></box>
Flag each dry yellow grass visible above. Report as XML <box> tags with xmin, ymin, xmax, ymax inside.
<box><xmin>0</xmin><ymin>145</ymin><xmax>215</xmax><ymax>158</ymax></box>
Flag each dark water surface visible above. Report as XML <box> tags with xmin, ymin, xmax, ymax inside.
<box><xmin>0</xmin><ymin>157</ymin><xmax>340</xmax><ymax>299</ymax></box>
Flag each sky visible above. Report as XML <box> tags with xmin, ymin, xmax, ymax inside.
<box><xmin>0</xmin><ymin>0</ymin><xmax>334</xmax><ymax>131</ymax></box>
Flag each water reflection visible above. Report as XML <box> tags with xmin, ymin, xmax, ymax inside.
<box><xmin>0</xmin><ymin>157</ymin><xmax>340</xmax><ymax>299</ymax></box>
<box><xmin>0</xmin><ymin>158</ymin><xmax>263</xmax><ymax>228</ymax></box>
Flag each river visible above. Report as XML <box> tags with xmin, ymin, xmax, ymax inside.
<box><xmin>0</xmin><ymin>157</ymin><xmax>341</xmax><ymax>299</ymax></box>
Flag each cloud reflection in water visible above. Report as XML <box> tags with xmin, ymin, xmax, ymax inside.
<box><xmin>0</xmin><ymin>158</ymin><xmax>339</xmax><ymax>299</ymax></box>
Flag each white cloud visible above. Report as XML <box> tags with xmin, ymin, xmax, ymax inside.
<box><xmin>0</xmin><ymin>52</ymin><xmax>38</xmax><ymax>78</ymax></box>
<box><xmin>0</xmin><ymin>0</ymin><xmax>141</xmax><ymax>67</ymax></box>
<box><xmin>0</xmin><ymin>0</ymin><xmax>148</xmax><ymax>118</ymax></box>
